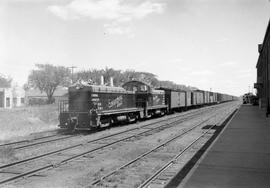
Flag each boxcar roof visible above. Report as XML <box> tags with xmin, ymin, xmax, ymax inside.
<box><xmin>194</xmin><ymin>89</ymin><xmax>205</xmax><ymax>93</ymax></box>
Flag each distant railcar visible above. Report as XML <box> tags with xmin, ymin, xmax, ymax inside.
<box><xmin>193</xmin><ymin>90</ymin><xmax>204</xmax><ymax>105</ymax></box>
<box><xmin>204</xmin><ymin>91</ymin><xmax>210</xmax><ymax>104</ymax></box>
<box><xmin>186</xmin><ymin>91</ymin><xmax>192</xmax><ymax>107</ymax></box>
<box><xmin>209</xmin><ymin>92</ymin><xmax>215</xmax><ymax>103</ymax></box>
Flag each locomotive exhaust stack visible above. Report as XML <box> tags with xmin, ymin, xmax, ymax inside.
<box><xmin>100</xmin><ymin>75</ymin><xmax>104</xmax><ymax>85</ymax></box>
<box><xmin>110</xmin><ymin>77</ymin><xmax>114</xmax><ymax>87</ymax></box>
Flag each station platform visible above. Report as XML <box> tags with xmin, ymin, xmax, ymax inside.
<box><xmin>180</xmin><ymin>105</ymin><xmax>270</xmax><ymax>188</ymax></box>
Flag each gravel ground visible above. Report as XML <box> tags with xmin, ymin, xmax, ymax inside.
<box><xmin>2</xmin><ymin>101</ymin><xmax>240</xmax><ymax>188</ymax></box>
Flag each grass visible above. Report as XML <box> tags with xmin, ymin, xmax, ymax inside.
<box><xmin>0</xmin><ymin>104</ymin><xmax>59</xmax><ymax>141</ymax></box>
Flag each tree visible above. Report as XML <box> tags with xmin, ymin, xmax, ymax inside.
<box><xmin>75</xmin><ymin>69</ymin><xmax>103</xmax><ymax>85</ymax></box>
<box><xmin>102</xmin><ymin>67</ymin><xmax>124</xmax><ymax>86</ymax></box>
<box><xmin>23</xmin><ymin>83</ymin><xmax>30</xmax><ymax>91</ymax></box>
<box><xmin>75</xmin><ymin>68</ymin><xmax>125</xmax><ymax>86</ymax></box>
<box><xmin>28</xmin><ymin>64</ymin><xmax>70</xmax><ymax>104</ymax></box>
<box><xmin>0</xmin><ymin>74</ymin><xmax>12</xmax><ymax>88</ymax></box>
<box><xmin>74</xmin><ymin>67</ymin><xmax>198</xmax><ymax>91</ymax></box>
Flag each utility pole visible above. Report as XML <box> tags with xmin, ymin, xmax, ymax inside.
<box><xmin>68</xmin><ymin>66</ymin><xmax>77</xmax><ymax>84</ymax></box>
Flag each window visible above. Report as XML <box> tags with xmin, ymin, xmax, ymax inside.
<box><xmin>0</xmin><ymin>92</ymin><xmax>4</xmax><ymax>107</ymax></box>
<box><xmin>6</xmin><ymin>97</ymin><xmax>10</xmax><ymax>107</ymax></box>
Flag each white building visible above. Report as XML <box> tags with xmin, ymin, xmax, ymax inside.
<box><xmin>0</xmin><ymin>88</ymin><xmax>13</xmax><ymax>108</ymax></box>
<box><xmin>0</xmin><ymin>87</ymin><xmax>25</xmax><ymax>108</ymax></box>
<box><xmin>12</xmin><ymin>86</ymin><xmax>25</xmax><ymax>107</ymax></box>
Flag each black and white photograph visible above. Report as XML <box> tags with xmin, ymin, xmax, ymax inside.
<box><xmin>0</xmin><ymin>0</ymin><xmax>270</xmax><ymax>187</ymax></box>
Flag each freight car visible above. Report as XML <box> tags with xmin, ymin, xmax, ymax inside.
<box><xmin>193</xmin><ymin>90</ymin><xmax>205</xmax><ymax>106</ymax></box>
<box><xmin>59</xmin><ymin>80</ymin><xmax>237</xmax><ymax>130</ymax></box>
<box><xmin>157</xmin><ymin>87</ymin><xmax>186</xmax><ymax>112</ymax></box>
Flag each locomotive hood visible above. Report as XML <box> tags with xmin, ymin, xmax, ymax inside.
<box><xmin>69</xmin><ymin>80</ymin><xmax>134</xmax><ymax>94</ymax></box>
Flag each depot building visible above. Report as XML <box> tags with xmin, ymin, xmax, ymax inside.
<box><xmin>255</xmin><ymin>18</ymin><xmax>270</xmax><ymax>116</ymax></box>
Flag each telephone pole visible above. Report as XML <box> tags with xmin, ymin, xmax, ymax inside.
<box><xmin>68</xmin><ymin>66</ymin><xmax>77</xmax><ymax>84</ymax></box>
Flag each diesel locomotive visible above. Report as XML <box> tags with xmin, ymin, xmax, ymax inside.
<box><xmin>59</xmin><ymin>80</ymin><xmax>237</xmax><ymax>130</ymax></box>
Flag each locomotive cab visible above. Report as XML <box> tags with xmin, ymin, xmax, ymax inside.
<box><xmin>123</xmin><ymin>80</ymin><xmax>168</xmax><ymax>118</ymax></box>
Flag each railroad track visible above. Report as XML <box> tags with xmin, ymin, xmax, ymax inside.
<box><xmin>89</xmin><ymin>105</ymin><xmax>238</xmax><ymax>188</ymax></box>
<box><xmin>90</xmin><ymin>116</ymin><xmax>213</xmax><ymax>186</ymax></box>
<box><xmin>0</xmin><ymin>103</ymin><xmax>219</xmax><ymax>152</ymax></box>
<box><xmin>0</xmin><ymin>103</ymin><xmax>227</xmax><ymax>186</ymax></box>
<box><xmin>0</xmin><ymin>130</ymin><xmax>76</xmax><ymax>148</ymax></box>
<box><xmin>138</xmin><ymin>108</ymin><xmax>238</xmax><ymax>188</ymax></box>
<box><xmin>0</xmin><ymin>132</ymin><xmax>64</xmax><ymax>147</ymax></box>
<box><xmin>1</xmin><ymin>134</ymin><xmax>79</xmax><ymax>150</ymax></box>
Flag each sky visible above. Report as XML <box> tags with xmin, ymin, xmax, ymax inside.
<box><xmin>0</xmin><ymin>0</ymin><xmax>270</xmax><ymax>96</ymax></box>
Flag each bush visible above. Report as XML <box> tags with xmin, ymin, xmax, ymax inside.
<box><xmin>0</xmin><ymin>104</ymin><xmax>59</xmax><ymax>141</ymax></box>
<box><xmin>28</xmin><ymin>97</ymin><xmax>55</xmax><ymax>105</ymax></box>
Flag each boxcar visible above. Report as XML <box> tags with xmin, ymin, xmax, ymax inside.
<box><xmin>194</xmin><ymin>90</ymin><xmax>204</xmax><ymax>105</ymax></box>
<box><xmin>217</xmin><ymin>92</ymin><xmax>222</xmax><ymax>103</ymax></box>
<box><xmin>158</xmin><ymin>88</ymin><xmax>186</xmax><ymax>112</ymax></box>
<box><xmin>213</xmin><ymin>92</ymin><xmax>218</xmax><ymax>103</ymax></box>
<box><xmin>204</xmin><ymin>91</ymin><xmax>210</xmax><ymax>104</ymax></box>
<box><xmin>209</xmin><ymin>92</ymin><xmax>215</xmax><ymax>103</ymax></box>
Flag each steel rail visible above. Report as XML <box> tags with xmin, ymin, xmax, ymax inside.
<box><xmin>90</xmin><ymin>116</ymin><xmax>213</xmax><ymax>186</ymax></box>
<box><xmin>0</xmin><ymin>106</ymin><xmax>217</xmax><ymax>185</ymax></box>
<box><xmin>0</xmin><ymin>134</ymin><xmax>64</xmax><ymax>147</ymax></box>
<box><xmin>13</xmin><ymin>134</ymin><xmax>78</xmax><ymax>150</ymax></box>
<box><xmin>137</xmin><ymin>108</ymin><xmax>238</xmax><ymax>188</ymax></box>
